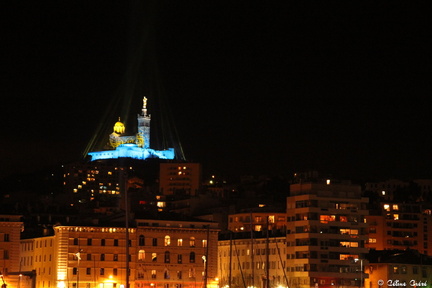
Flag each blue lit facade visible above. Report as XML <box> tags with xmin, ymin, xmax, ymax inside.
<box><xmin>88</xmin><ymin>97</ymin><xmax>175</xmax><ymax>161</ymax></box>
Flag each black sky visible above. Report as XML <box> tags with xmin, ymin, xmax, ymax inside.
<box><xmin>2</xmin><ymin>1</ymin><xmax>432</xmax><ymax>182</ymax></box>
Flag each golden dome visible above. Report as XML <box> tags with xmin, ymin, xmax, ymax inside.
<box><xmin>113</xmin><ymin>118</ymin><xmax>125</xmax><ymax>134</ymax></box>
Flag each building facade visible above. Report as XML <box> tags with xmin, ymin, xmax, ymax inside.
<box><xmin>286</xmin><ymin>181</ymin><xmax>369</xmax><ymax>288</ymax></box>
<box><xmin>218</xmin><ymin>235</ymin><xmax>287</xmax><ymax>288</ymax></box>
<box><xmin>227</xmin><ymin>212</ymin><xmax>286</xmax><ymax>233</ymax></box>
<box><xmin>158</xmin><ymin>163</ymin><xmax>202</xmax><ymax>197</ymax></box>
<box><xmin>0</xmin><ymin>215</ymin><xmax>23</xmax><ymax>288</ymax></box>
<box><xmin>365</xmin><ymin>249</ymin><xmax>432</xmax><ymax>288</ymax></box>
<box><xmin>16</xmin><ymin>219</ymin><xmax>218</xmax><ymax>288</ymax></box>
<box><xmin>366</xmin><ymin>202</ymin><xmax>432</xmax><ymax>256</ymax></box>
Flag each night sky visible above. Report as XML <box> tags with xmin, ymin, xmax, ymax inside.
<box><xmin>2</xmin><ymin>1</ymin><xmax>432</xmax><ymax>182</ymax></box>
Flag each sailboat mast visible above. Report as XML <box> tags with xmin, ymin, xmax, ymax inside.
<box><xmin>265</xmin><ymin>217</ymin><xmax>270</xmax><ymax>288</ymax></box>
<box><xmin>229</xmin><ymin>231</ymin><xmax>232</xmax><ymax>288</ymax></box>
<box><xmin>250</xmin><ymin>211</ymin><xmax>254</xmax><ymax>288</ymax></box>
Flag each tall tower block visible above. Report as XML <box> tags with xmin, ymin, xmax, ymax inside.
<box><xmin>137</xmin><ymin>96</ymin><xmax>151</xmax><ymax>148</ymax></box>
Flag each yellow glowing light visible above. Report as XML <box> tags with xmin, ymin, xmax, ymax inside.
<box><xmin>326</xmin><ymin>179</ymin><xmax>331</xmax><ymax>185</ymax></box>
<box><xmin>57</xmin><ymin>281</ymin><xmax>66</xmax><ymax>288</ymax></box>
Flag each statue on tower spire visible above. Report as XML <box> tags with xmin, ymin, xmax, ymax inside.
<box><xmin>142</xmin><ymin>96</ymin><xmax>148</xmax><ymax>117</ymax></box>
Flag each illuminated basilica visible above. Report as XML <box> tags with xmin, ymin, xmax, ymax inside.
<box><xmin>88</xmin><ymin>97</ymin><xmax>175</xmax><ymax>161</ymax></box>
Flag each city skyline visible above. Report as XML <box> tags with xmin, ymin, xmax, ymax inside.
<box><xmin>2</xmin><ymin>2</ymin><xmax>432</xmax><ymax>181</ymax></box>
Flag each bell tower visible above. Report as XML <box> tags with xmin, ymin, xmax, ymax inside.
<box><xmin>137</xmin><ymin>96</ymin><xmax>151</xmax><ymax>148</ymax></box>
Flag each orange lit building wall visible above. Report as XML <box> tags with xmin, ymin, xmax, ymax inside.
<box><xmin>365</xmin><ymin>203</ymin><xmax>432</xmax><ymax>256</ymax></box>
<box><xmin>159</xmin><ymin>163</ymin><xmax>202</xmax><ymax>196</ymax></box>
<box><xmin>0</xmin><ymin>215</ymin><xmax>23</xmax><ymax>288</ymax></box>
<box><xmin>227</xmin><ymin>212</ymin><xmax>286</xmax><ymax>232</ymax></box>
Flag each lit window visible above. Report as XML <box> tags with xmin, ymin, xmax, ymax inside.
<box><xmin>340</xmin><ymin>254</ymin><xmax>359</xmax><ymax>260</ymax></box>
<box><xmin>189</xmin><ymin>237</ymin><xmax>195</xmax><ymax>247</ymax></box>
<box><xmin>320</xmin><ymin>215</ymin><xmax>336</xmax><ymax>223</ymax></box>
<box><xmin>152</xmin><ymin>253</ymin><xmax>157</xmax><ymax>262</ymax></box>
<box><xmin>393</xmin><ymin>214</ymin><xmax>399</xmax><ymax>220</ymax></box>
<box><xmin>393</xmin><ymin>204</ymin><xmax>399</xmax><ymax>210</ymax></box>
<box><xmin>268</xmin><ymin>216</ymin><xmax>275</xmax><ymax>223</ymax></box>
<box><xmin>202</xmin><ymin>239</ymin><xmax>207</xmax><ymax>248</ymax></box>
<box><xmin>383</xmin><ymin>204</ymin><xmax>390</xmax><ymax>211</ymax></box>
<box><xmin>164</xmin><ymin>236</ymin><xmax>171</xmax><ymax>246</ymax></box>
<box><xmin>177</xmin><ymin>239</ymin><xmax>183</xmax><ymax>246</ymax></box>
<box><xmin>138</xmin><ymin>250</ymin><xmax>145</xmax><ymax>261</ymax></box>
<box><xmin>369</xmin><ymin>238</ymin><xmax>377</xmax><ymax>243</ymax></box>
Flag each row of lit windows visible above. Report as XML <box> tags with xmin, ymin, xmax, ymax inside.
<box><xmin>383</xmin><ymin>204</ymin><xmax>399</xmax><ymax>211</ymax></box>
<box><xmin>294</xmin><ymin>226</ymin><xmax>359</xmax><ymax>235</ymax></box>
<box><xmin>229</xmin><ymin>215</ymin><xmax>280</xmax><ymax>223</ymax></box>
<box><xmin>71</xmin><ymin>236</ymin><xmax>207</xmax><ymax>248</ymax></box>
<box><xmin>138</xmin><ymin>235</ymin><xmax>206</xmax><ymax>248</ymax></box>
<box><xmin>390</xmin><ymin>265</ymin><xmax>427</xmax><ymax>277</ymax></box>
<box><xmin>167</xmin><ymin>166</ymin><xmax>190</xmax><ymax>171</ymax></box>
<box><xmin>320</xmin><ymin>214</ymin><xmax>361</xmax><ymax>223</ymax></box>
<box><xmin>62</xmin><ymin>227</ymin><xmax>133</xmax><ymax>233</ymax></box>
<box><xmin>137</xmin><ymin>250</ymin><xmax>201</xmax><ymax>264</ymax></box>
<box><xmin>287</xmin><ymin>239</ymin><xmax>360</xmax><ymax>248</ymax></box>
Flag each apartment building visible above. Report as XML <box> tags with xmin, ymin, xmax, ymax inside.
<box><xmin>286</xmin><ymin>181</ymin><xmax>369</xmax><ymax>288</ymax></box>
<box><xmin>159</xmin><ymin>163</ymin><xmax>201</xmax><ymax>197</ymax></box>
<box><xmin>227</xmin><ymin>212</ymin><xmax>286</xmax><ymax>233</ymax></box>
<box><xmin>366</xmin><ymin>202</ymin><xmax>432</xmax><ymax>256</ymax></box>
